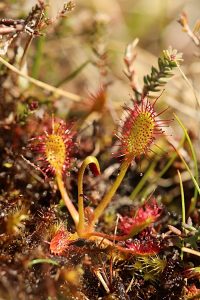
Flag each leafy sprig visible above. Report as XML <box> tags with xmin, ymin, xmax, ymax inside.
<box><xmin>143</xmin><ymin>47</ymin><xmax>183</xmax><ymax>95</ymax></box>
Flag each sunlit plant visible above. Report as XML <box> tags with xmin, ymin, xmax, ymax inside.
<box><xmin>91</xmin><ymin>96</ymin><xmax>168</xmax><ymax>225</ymax></box>
<box><xmin>30</xmin><ymin>118</ymin><xmax>79</xmax><ymax>225</ymax></box>
<box><xmin>28</xmin><ymin>95</ymin><xmax>168</xmax><ymax>255</ymax></box>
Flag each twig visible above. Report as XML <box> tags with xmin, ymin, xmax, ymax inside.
<box><xmin>182</xmin><ymin>247</ymin><xmax>200</xmax><ymax>257</ymax></box>
<box><xmin>178</xmin><ymin>12</ymin><xmax>200</xmax><ymax>47</ymax></box>
<box><xmin>0</xmin><ymin>56</ymin><xmax>81</xmax><ymax>102</ymax></box>
<box><xmin>94</xmin><ymin>270</ymin><xmax>110</xmax><ymax>293</ymax></box>
<box><xmin>177</xmin><ymin>65</ymin><xmax>200</xmax><ymax>108</ymax></box>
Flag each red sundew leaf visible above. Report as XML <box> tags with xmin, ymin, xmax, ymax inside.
<box><xmin>124</xmin><ymin>230</ymin><xmax>161</xmax><ymax>255</ymax></box>
<box><xmin>125</xmin><ymin>239</ymin><xmax>160</xmax><ymax>255</ymax></box>
<box><xmin>29</xmin><ymin>117</ymin><xmax>76</xmax><ymax>178</ymax></box>
<box><xmin>50</xmin><ymin>228</ymin><xmax>72</xmax><ymax>255</ymax></box>
<box><xmin>88</xmin><ymin>86</ymin><xmax>107</xmax><ymax>113</ymax></box>
<box><xmin>183</xmin><ymin>268</ymin><xmax>200</xmax><ymax>280</ymax></box>
<box><xmin>88</xmin><ymin>162</ymin><xmax>101</xmax><ymax>176</ymax></box>
<box><xmin>115</xmin><ymin>96</ymin><xmax>169</xmax><ymax>162</ymax></box>
<box><xmin>119</xmin><ymin>198</ymin><xmax>161</xmax><ymax>238</ymax></box>
<box><xmin>184</xmin><ymin>284</ymin><xmax>200</xmax><ymax>298</ymax></box>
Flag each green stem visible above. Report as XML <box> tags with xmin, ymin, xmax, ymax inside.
<box><xmin>93</xmin><ymin>160</ymin><xmax>130</xmax><ymax>224</ymax></box>
<box><xmin>77</xmin><ymin>156</ymin><xmax>100</xmax><ymax>235</ymax></box>
<box><xmin>56</xmin><ymin>172</ymin><xmax>79</xmax><ymax>225</ymax></box>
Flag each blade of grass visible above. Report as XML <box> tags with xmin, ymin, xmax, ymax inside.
<box><xmin>141</xmin><ymin>135</ymin><xmax>185</xmax><ymax>199</ymax></box>
<box><xmin>172</xmin><ymin>145</ymin><xmax>200</xmax><ymax>196</ymax></box>
<box><xmin>177</xmin><ymin>169</ymin><xmax>185</xmax><ymax>261</ymax></box>
<box><xmin>28</xmin><ymin>258</ymin><xmax>59</xmax><ymax>267</ymax></box>
<box><xmin>32</xmin><ymin>35</ymin><xmax>45</xmax><ymax>79</ymax></box>
<box><xmin>130</xmin><ymin>159</ymin><xmax>157</xmax><ymax>200</ymax></box>
<box><xmin>177</xmin><ymin>170</ymin><xmax>185</xmax><ymax>225</ymax></box>
<box><xmin>177</xmin><ymin>65</ymin><xmax>200</xmax><ymax>108</ymax></box>
<box><xmin>56</xmin><ymin>60</ymin><xmax>90</xmax><ymax>87</ymax></box>
<box><xmin>156</xmin><ymin>135</ymin><xmax>186</xmax><ymax>180</ymax></box>
<box><xmin>174</xmin><ymin>113</ymin><xmax>199</xmax><ymax>213</ymax></box>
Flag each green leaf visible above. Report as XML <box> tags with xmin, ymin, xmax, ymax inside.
<box><xmin>28</xmin><ymin>258</ymin><xmax>59</xmax><ymax>267</ymax></box>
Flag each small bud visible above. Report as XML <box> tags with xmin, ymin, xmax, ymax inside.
<box><xmin>163</xmin><ymin>46</ymin><xmax>183</xmax><ymax>67</ymax></box>
<box><xmin>28</xmin><ymin>101</ymin><xmax>38</xmax><ymax>111</ymax></box>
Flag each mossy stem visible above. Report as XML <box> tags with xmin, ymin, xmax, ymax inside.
<box><xmin>56</xmin><ymin>172</ymin><xmax>79</xmax><ymax>226</ymax></box>
<box><xmin>93</xmin><ymin>159</ymin><xmax>130</xmax><ymax>224</ymax></box>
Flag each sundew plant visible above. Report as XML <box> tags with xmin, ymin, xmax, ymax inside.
<box><xmin>0</xmin><ymin>1</ymin><xmax>200</xmax><ymax>299</ymax></box>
